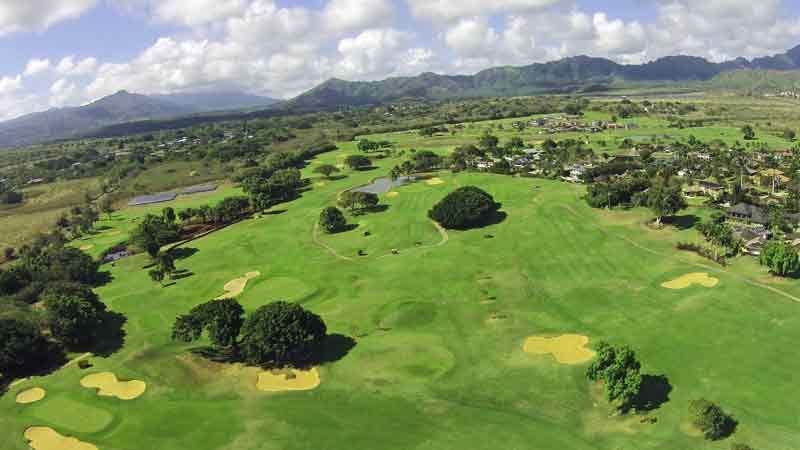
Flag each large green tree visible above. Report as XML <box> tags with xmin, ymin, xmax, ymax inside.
<box><xmin>586</xmin><ymin>342</ymin><xmax>644</xmax><ymax>412</ymax></box>
<box><xmin>0</xmin><ymin>318</ymin><xmax>54</xmax><ymax>376</ymax></box>
<box><xmin>319</xmin><ymin>207</ymin><xmax>347</xmax><ymax>233</ymax></box>
<box><xmin>759</xmin><ymin>240</ymin><xmax>800</xmax><ymax>276</ymax></box>
<box><xmin>172</xmin><ymin>299</ymin><xmax>245</xmax><ymax>352</ymax></box>
<box><xmin>344</xmin><ymin>155</ymin><xmax>372</xmax><ymax>170</ymax></box>
<box><xmin>428</xmin><ymin>186</ymin><xmax>500</xmax><ymax>230</ymax></box>
<box><xmin>689</xmin><ymin>399</ymin><xmax>736</xmax><ymax>440</ymax></box>
<box><xmin>314</xmin><ymin>164</ymin><xmax>340</xmax><ymax>179</ymax></box>
<box><xmin>646</xmin><ymin>178</ymin><xmax>687</xmax><ymax>226</ymax></box>
<box><xmin>240</xmin><ymin>301</ymin><xmax>327</xmax><ymax>367</ymax></box>
<box><xmin>41</xmin><ymin>283</ymin><xmax>106</xmax><ymax>348</ymax></box>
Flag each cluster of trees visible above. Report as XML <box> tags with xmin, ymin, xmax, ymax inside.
<box><xmin>178</xmin><ymin>196</ymin><xmax>251</xmax><ymax>225</ymax></box>
<box><xmin>56</xmin><ymin>203</ymin><xmax>100</xmax><ymax>239</ymax></box>
<box><xmin>357</xmin><ymin>138</ymin><xmax>392</xmax><ymax>152</ymax></box>
<box><xmin>344</xmin><ymin>155</ymin><xmax>372</xmax><ymax>170</ymax></box>
<box><xmin>0</xmin><ymin>235</ymin><xmax>112</xmax><ymax>378</ymax></box>
<box><xmin>338</xmin><ymin>191</ymin><xmax>379</xmax><ymax>214</ymax></box>
<box><xmin>696</xmin><ymin>213</ymin><xmax>743</xmax><ymax>259</ymax></box>
<box><xmin>242</xmin><ymin>168</ymin><xmax>304</xmax><ymax>210</ymax></box>
<box><xmin>428</xmin><ymin>186</ymin><xmax>500</xmax><ymax>230</ymax></box>
<box><xmin>131</xmin><ymin>212</ymin><xmax>182</xmax><ymax>258</ymax></box>
<box><xmin>646</xmin><ymin>178</ymin><xmax>687</xmax><ymax>226</ymax></box>
<box><xmin>759</xmin><ymin>240</ymin><xmax>800</xmax><ymax>277</ymax></box>
<box><xmin>586</xmin><ymin>342</ymin><xmax>644</xmax><ymax>413</ymax></box>
<box><xmin>585</xmin><ymin>176</ymin><xmax>650</xmax><ymax>209</ymax></box>
<box><xmin>0</xmin><ymin>180</ymin><xmax>22</xmax><ymax>205</ymax></box>
<box><xmin>689</xmin><ymin>399</ymin><xmax>736</xmax><ymax>440</ymax></box>
<box><xmin>389</xmin><ymin>150</ymin><xmax>444</xmax><ymax>179</ymax></box>
<box><xmin>313</xmin><ymin>164</ymin><xmax>341</xmax><ymax>179</ymax></box>
<box><xmin>172</xmin><ymin>300</ymin><xmax>327</xmax><ymax>367</ymax></box>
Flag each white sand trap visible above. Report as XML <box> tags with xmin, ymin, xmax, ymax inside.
<box><xmin>425</xmin><ymin>177</ymin><xmax>445</xmax><ymax>186</ymax></box>
<box><xmin>216</xmin><ymin>271</ymin><xmax>261</xmax><ymax>299</ymax></box>
<box><xmin>523</xmin><ymin>334</ymin><xmax>595</xmax><ymax>365</ymax></box>
<box><xmin>16</xmin><ymin>387</ymin><xmax>46</xmax><ymax>404</ymax></box>
<box><xmin>661</xmin><ymin>273</ymin><xmax>719</xmax><ymax>289</ymax></box>
<box><xmin>78</xmin><ymin>244</ymin><xmax>94</xmax><ymax>251</ymax></box>
<box><xmin>385</xmin><ymin>191</ymin><xmax>399</xmax><ymax>198</ymax></box>
<box><xmin>256</xmin><ymin>367</ymin><xmax>320</xmax><ymax>392</ymax></box>
<box><xmin>80</xmin><ymin>372</ymin><xmax>146</xmax><ymax>400</ymax></box>
<box><xmin>24</xmin><ymin>427</ymin><xmax>98</xmax><ymax>450</ymax></box>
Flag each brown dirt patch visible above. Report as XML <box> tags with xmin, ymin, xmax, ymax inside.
<box><xmin>80</xmin><ymin>372</ymin><xmax>146</xmax><ymax>400</ymax></box>
<box><xmin>523</xmin><ymin>334</ymin><xmax>595</xmax><ymax>365</ymax></box>
<box><xmin>16</xmin><ymin>387</ymin><xmax>46</xmax><ymax>404</ymax></box>
<box><xmin>24</xmin><ymin>427</ymin><xmax>98</xmax><ymax>450</ymax></box>
<box><xmin>661</xmin><ymin>272</ymin><xmax>719</xmax><ymax>289</ymax></box>
<box><xmin>216</xmin><ymin>271</ymin><xmax>261</xmax><ymax>299</ymax></box>
<box><xmin>256</xmin><ymin>367</ymin><xmax>320</xmax><ymax>392</ymax></box>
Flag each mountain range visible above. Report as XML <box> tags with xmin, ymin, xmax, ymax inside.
<box><xmin>0</xmin><ymin>90</ymin><xmax>278</xmax><ymax>148</ymax></box>
<box><xmin>3</xmin><ymin>45</ymin><xmax>800</xmax><ymax>148</ymax></box>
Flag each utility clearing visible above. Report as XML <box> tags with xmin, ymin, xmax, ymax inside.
<box><xmin>15</xmin><ymin>387</ymin><xmax>46</xmax><ymax>404</ymax></box>
<box><xmin>661</xmin><ymin>273</ymin><xmax>719</xmax><ymax>289</ymax></box>
<box><xmin>216</xmin><ymin>271</ymin><xmax>261</xmax><ymax>299</ymax></box>
<box><xmin>256</xmin><ymin>368</ymin><xmax>320</xmax><ymax>392</ymax></box>
<box><xmin>24</xmin><ymin>427</ymin><xmax>98</xmax><ymax>450</ymax></box>
<box><xmin>80</xmin><ymin>372</ymin><xmax>146</xmax><ymax>400</ymax></box>
<box><xmin>523</xmin><ymin>334</ymin><xmax>595</xmax><ymax>365</ymax></box>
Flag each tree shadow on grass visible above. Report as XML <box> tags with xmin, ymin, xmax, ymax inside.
<box><xmin>634</xmin><ymin>374</ymin><xmax>672</xmax><ymax>412</ymax></box>
<box><xmin>171</xmin><ymin>247</ymin><xmax>198</xmax><ymax>260</ymax></box>
<box><xmin>170</xmin><ymin>269</ymin><xmax>194</xmax><ymax>280</ymax></box>
<box><xmin>326</xmin><ymin>175</ymin><xmax>349</xmax><ymax>181</ymax></box>
<box><xmin>309</xmin><ymin>334</ymin><xmax>357</xmax><ymax>366</ymax></box>
<box><xmin>94</xmin><ymin>270</ymin><xmax>114</xmax><ymax>287</ymax></box>
<box><xmin>72</xmin><ymin>311</ymin><xmax>127</xmax><ymax>358</ymax></box>
<box><xmin>328</xmin><ymin>224</ymin><xmax>359</xmax><ymax>234</ymax></box>
<box><xmin>262</xmin><ymin>209</ymin><xmax>288</xmax><ymax>216</ymax></box>
<box><xmin>663</xmin><ymin>215</ymin><xmax>700</xmax><ymax>230</ymax></box>
<box><xmin>189</xmin><ymin>346</ymin><xmax>242</xmax><ymax>364</ymax></box>
<box><xmin>0</xmin><ymin>343</ymin><xmax>67</xmax><ymax>395</ymax></box>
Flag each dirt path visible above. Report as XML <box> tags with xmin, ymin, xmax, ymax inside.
<box><xmin>377</xmin><ymin>220</ymin><xmax>450</xmax><ymax>259</ymax></box>
<box><xmin>558</xmin><ymin>204</ymin><xmax>800</xmax><ymax>304</ymax></box>
<box><xmin>312</xmin><ymin>222</ymin><xmax>355</xmax><ymax>262</ymax></box>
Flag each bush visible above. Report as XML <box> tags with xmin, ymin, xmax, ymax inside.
<box><xmin>759</xmin><ymin>240</ymin><xmax>800</xmax><ymax>276</ymax></box>
<box><xmin>319</xmin><ymin>207</ymin><xmax>347</xmax><ymax>233</ymax></box>
<box><xmin>241</xmin><ymin>301</ymin><xmax>327</xmax><ymax>367</ymax></box>
<box><xmin>428</xmin><ymin>186</ymin><xmax>500</xmax><ymax>229</ymax></box>
<box><xmin>689</xmin><ymin>399</ymin><xmax>736</xmax><ymax>440</ymax></box>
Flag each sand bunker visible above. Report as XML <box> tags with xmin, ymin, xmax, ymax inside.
<box><xmin>661</xmin><ymin>273</ymin><xmax>719</xmax><ymax>289</ymax></box>
<box><xmin>385</xmin><ymin>191</ymin><xmax>399</xmax><ymax>198</ymax></box>
<box><xmin>216</xmin><ymin>271</ymin><xmax>261</xmax><ymax>299</ymax></box>
<box><xmin>523</xmin><ymin>334</ymin><xmax>595</xmax><ymax>365</ymax></box>
<box><xmin>16</xmin><ymin>387</ymin><xmax>46</xmax><ymax>404</ymax></box>
<box><xmin>80</xmin><ymin>372</ymin><xmax>146</xmax><ymax>400</ymax></box>
<box><xmin>24</xmin><ymin>427</ymin><xmax>98</xmax><ymax>450</ymax></box>
<box><xmin>78</xmin><ymin>244</ymin><xmax>94</xmax><ymax>251</ymax></box>
<box><xmin>256</xmin><ymin>367</ymin><xmax>320</xmax><ymax>392</ymax></box>
<box><xmin>425</xmin><ymin>177</ymin><xmax>444</xmax><ymax>186</ymax></box>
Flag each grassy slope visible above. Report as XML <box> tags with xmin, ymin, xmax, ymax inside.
<box><xmin>1</xmin><ymin>136</ymin><xmax>800</xmax><ymax>450</ymax></box>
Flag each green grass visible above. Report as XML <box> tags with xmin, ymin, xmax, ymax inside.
<box><xmin>3</xmin><ymin>110</ymin><xmax>800</xmax><ymax>449</ymax></box>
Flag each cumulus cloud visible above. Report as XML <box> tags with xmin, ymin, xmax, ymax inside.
<box><xmin>407</xmin><ymin>0</ymin><xmax>564</xmax><ymax>22</ymax></box>
<box><xmin>322</xmin><ymin>0</ymin><xmax>393</xmax><ymax>32</ymax></box>
<box><xmin>0</xmin><ymin>0</ymin><xmax>97</xmax><ymax>35</ymax></box>
<box><xmin>24</xmin><ymin>58</ymin><xmax>51</xmax><ymax>76</ymax></box>
<box><xmin>55</xmin><ymin>56</ymin><xmax>98</xmax><ymax>76</ymax></box>
<box><xmin>151</xmin><ymin>0</ymin><xmax>247</xmax><ymax>27</ymax></box>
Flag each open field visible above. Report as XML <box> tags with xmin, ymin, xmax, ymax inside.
<box><xmin>2</xmin><ymin>130</ymin><xmax>800</xmax><ymax>450</ymax></box>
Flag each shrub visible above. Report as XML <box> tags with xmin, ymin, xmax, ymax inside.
<box><xmin>689</xmin><ymin>399</ymin><xmax>736</xmax><ymax>440</ymax></box>
<box><xmin>428</xmin><ymin>186</ymin><xmax>500</xmax><ymax>229</ymax></box>
<box><xmin>241</xmin><ymin>301</ymin><xmax>327</xmax><ymax>367</ymax></box>
<box><xmin>759</xmin><ymin>240</ymin><xmax>800</xmax><ymax>276</ymax></box>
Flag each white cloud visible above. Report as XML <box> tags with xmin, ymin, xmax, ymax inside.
<box><xmin>24</xmin><ymin>58</ymin><xmax>51</xmax><ymax>76</ymax></box>
<box><xmin>151</xmin><ymin>0</ymin><xmax>247</xmax><ymax>27</ymax></box>
<box><xmin>0</xmin><ymin>75</ymin><xmax>22</xmax><ymax>94</ymax></box>
<box><xmin>49</xmin><ymin>78</ymin><xmax>81</xmax><ymax>107</ymax></box>
<box><xmin>0</xmin><ymin>0</ymin><xmax>97</xmax><ymax>35</ymax></box>
<box><xmin>55</xmin><ymin>56</ymin><xmax>98</xmax><ymax>76</ymax></box>
<box><xmin>322</xmin><ymin>0</ymin><xmax>393</xmax><ymax>32</ymax></box>
<box><xmin>335</xmin><ymin>28</ymin><xmax>426</xmax><ymax>79</ymax></box>
<box><xmin>407</xmin><ymin>0</ymin><xmax>564</xmax><ymax>22</ymax></box>
<box><xmin>444</xmin><ymin>18</ymin><xmax>499</xmax><ymax>58</ymax></box>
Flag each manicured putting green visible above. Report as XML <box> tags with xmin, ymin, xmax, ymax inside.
<box><xmin>27</xmin><ymin>397</ymin><xmax>113</xmax><ymax>433</ymax></box>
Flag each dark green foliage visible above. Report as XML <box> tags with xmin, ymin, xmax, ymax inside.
<box><xmin>338</xmin><ymin>191</ymin><xmax>379</xmax><ymax>213</ymax></box>
<box><xmin>759</xmin><ymin>240</ymin><xmax>800</xmax><ymax>276</ymax></box>
<box><xmin>172</xmin><ymin>299</ymin><xmax>245</xmax><ymax>350</ymax></box>
<box><xmin>730</xmin><ymin>444</ymin><xmax>755</xmax><ymax>450</ymax></box>
<box><xmin>243</xmin><ymin>168</ymin><xmax>303</xmax><ymax>210</ymax></box>
<box><xmin>41</xmin><ymin>282</ymin><xmax>106</xmax><ymax>348</ymax></box>
<box><xmin>149</xmin><ymin>268</ymin><xmax>165</xmax><ymax>285</ymax></box>
<box><xmin>411</xmin><ymin>150</ymin><xmax>442</xmax><ymax>171</ymax></box>
<box><xmin>689</xmin><ymin>399</ymin><xmax>736</xmax><ymax>440</ymax></box>
<box><xmin>345</xmin><ymin>154</ymin><xmax>372</xmax><ymax>170</ymax></box>
<box><xmin>741</xmin><ymin>125</ymin><xmax>756</xmax><ymax>140</ymax></box>
<box><xmin>0</xmin><ymin>190</ymin><xmax>23</xmax><ymax>204</ymax></box>
<box><xmin>313</xmin><ymin>164</ymin><xmax>340</xmax><ymax>178</ymax></box>
<box><xmin>586</xmin><ymin>342</ymin><xmax>644</xmax><ymax>412</ymax></box>
<box><xmin>646</xmin><ymin>178</ymin><xmax>687</xmax><ymax>225</ymax></box>
<box><xmin>0</xmin><ymin>268</ymin><xmax>23</xmax><ymax>296</ymax></box>
<box><xmin>585</xmin><ymin>177</ymin><xmax>651</xmax><ymax>208</ymax></box>
<box><xmin>179</xmin><ymin>196</ymin><xmax>251</xmax><ymax>225</ymax></box>
<box><xmin>697</xmin><ymin>213</ymin><xmax>743</xmax><ymax>258</ymax></box>
<box><xmin>319</xmin><ymin>207</ymin><xmax>347</xmax><ymax>233</ymax></box>
<box><xmin>241</xmin><ymin>301</ymin><xmax>327</xmax><ymax>367</ymax></box>
<box><xmin>19</xmin><ymin>239</ymin><xmax>99</xmax><ymax>285</ymax></box>
<box><xmin>131</xmin><ymin>214</ymin><xmax>181</xmax><ymax>257</ymax></box>
<box><xmin>163</xmin><ymin>207</ymin><xmax>176</xmax><ymax>223</ymax></box>
<box><xmin>428</xmin><ymin>186</ymin><xmax>500</xmax><ymax>230</ymax></box>
<box><xmin>0</xmin><ymin>318</ymin><xmax>54</xmax><ymax>376</ymax></box>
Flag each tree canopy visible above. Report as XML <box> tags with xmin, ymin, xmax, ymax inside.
<box><xmin>240</xmin><ymin>301</ymin><xmax>327</xmax><ymax>367</ymax></box>
<box><xmin>344</xmin><ymin>154</ymin><xmax>372</xmax><ymax>170</ymax></box>
<box><xmin>172</xmin><ymin>299</ymin><xmax>245</xmax><ymax>350</ymax></box>
<box><xmin>0</xmin><ymin>318</ymin><xmax>54</xmax><ymax>376</ymax></box>
<box><xmin>586</xmin><ymin>342</ymin><xmax>644</xmax><ymax>412</ymax></box>
<box><xmin>41</xmin><ymin>282</ymin><xmax>107</xmax><ymax>348</ymax></box>
<box><xmin>428</xmin><ymin>186</ymin><xmax>500</xmax><ymax>230</ymax></box>
<box><xmin>689</xmin><ymin>399</ymin><xmax>736</xmax><ymax>440</ymax></box>
<box><xmin>319</xmin><ymin>207</ymin><xmax>347</xmax><ymax>233</ymax></box>
<box><xmin>646</xmin><ymin>178</ymin><xmax>687</xmax><ymax>226</ymax></box>
<box><xmin>759</xmin><ymin>240</ymin><xmax>800</xmax><ymax>276</ymax></box>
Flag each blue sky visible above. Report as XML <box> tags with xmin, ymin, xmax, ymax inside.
<box><xmin>1</xmin><ymin>0</ymin><xmax>800</xmax><ymax>119</ymax></box>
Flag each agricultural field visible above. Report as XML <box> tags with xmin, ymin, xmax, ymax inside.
<box><xmin>2</xmin><ymin>125</ymin><xmax>800</xmax><ymax>450</ymax></box>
